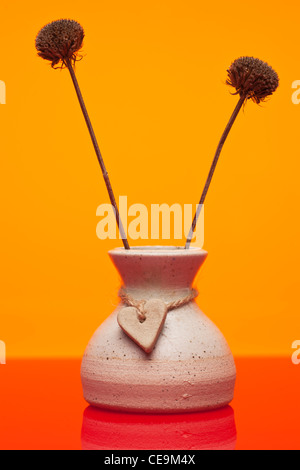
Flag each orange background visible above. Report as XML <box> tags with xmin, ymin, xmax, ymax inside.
<box><xmin>0</xmin><ymin>0</ymin><xmax>299</xmax><ymax>358</ymax></box>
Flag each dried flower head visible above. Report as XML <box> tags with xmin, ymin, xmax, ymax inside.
<box><xmin>226</xmin><ymin>56</ymin><xmax>279</xmax><ymax>104</ymax></box>
<box><xmin>35</xmin><ymin>19</ymin><xmax>84</xmax><ymax>68</ymax></box>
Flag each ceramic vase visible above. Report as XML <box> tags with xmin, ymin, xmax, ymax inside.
<box><xmin>81</xmin><ymin>246</ymin><xmax>236</xmax><ymax>413</ymax></box>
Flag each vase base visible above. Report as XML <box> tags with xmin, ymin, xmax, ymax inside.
<box><xmin>81</xmin><ymin>354</ymin><xmax>236</xmax><ymax>414</ymax></box>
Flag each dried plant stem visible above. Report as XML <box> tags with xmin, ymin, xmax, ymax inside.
<box><xmin>66</xmin><ymin>59</ymin><xmax>130</xmax><ymax>249</ymax></box>
<box><xmin>185</xmin><ymin>95</ymin><xmax>246</xmax><ymax>249</ymax></box>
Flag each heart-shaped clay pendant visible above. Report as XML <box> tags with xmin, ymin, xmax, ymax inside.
<box><xmin>117</xmin><ymin>299</ymin><xmax>168</xmax><ymax>354</ymax></box>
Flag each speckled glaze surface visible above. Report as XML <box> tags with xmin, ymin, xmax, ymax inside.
<box><xmin>81</xmin><ymin>247</ymin><xmax>236</xmax><ymax>413</ymax></box>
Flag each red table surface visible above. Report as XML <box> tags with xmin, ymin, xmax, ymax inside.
<box><xmin>0</xmin><ymin>357</ymin><xmax>298</xmax><ymax>450</ymax></box>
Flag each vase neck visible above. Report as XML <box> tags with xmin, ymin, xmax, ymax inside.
<box><xmin>109</xmin><ymin>247</ymin><xmax>208</xmax><ymax>302</ymax></box>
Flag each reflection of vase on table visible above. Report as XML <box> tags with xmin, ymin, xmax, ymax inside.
<box><xmin>81</xmin><ymin>405</ymin><xmax>237</xmax><ymax>450</ymax></box>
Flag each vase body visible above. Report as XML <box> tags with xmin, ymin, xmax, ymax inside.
<box><xmin>81</xmin><ymin>246</ymin><xmax>236</xmax><ymax>413</ymax></box>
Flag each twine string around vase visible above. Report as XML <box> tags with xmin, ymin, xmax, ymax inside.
<box><xmin>118</xmin><ymin>287</ymin><xmax>199</xmax><ymax>322</ymax></box>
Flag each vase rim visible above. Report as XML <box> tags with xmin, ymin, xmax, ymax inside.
<box><xmin>109</xmin><ymin>245</ymin><xmax>208</xmax><ymax>257</ymax></box>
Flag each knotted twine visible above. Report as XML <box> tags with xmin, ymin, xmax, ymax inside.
<box><xmin>119</xmin><ymin>287</ymin><xmax>199</xmax><ymax>323</ymax></box>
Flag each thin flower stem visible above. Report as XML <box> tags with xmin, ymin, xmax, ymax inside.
<box><xmin>185</xmin><ymin>95</ymin><xmax>246</xmax><ymax>249</ymax></box>
<box><xmin>66</xmin><ymin>59</ymin><xmax>130</xmax><ymax>249</ymax></box>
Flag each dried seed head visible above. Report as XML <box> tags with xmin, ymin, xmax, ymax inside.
<box><xmin>36</xmin><ymin>19</ymin><xmax>84</xmax><ymax>68</ymax></box>
<box><xmin>226</xmin><ymin>56</ymin><xmax>279</xmax><ymax>104</ymax></box>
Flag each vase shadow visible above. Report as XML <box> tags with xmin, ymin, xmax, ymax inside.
<box><xmin>81</xmin><ymin>405</ymin><xmax>236</xmax><ymax>450</ymax></box>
